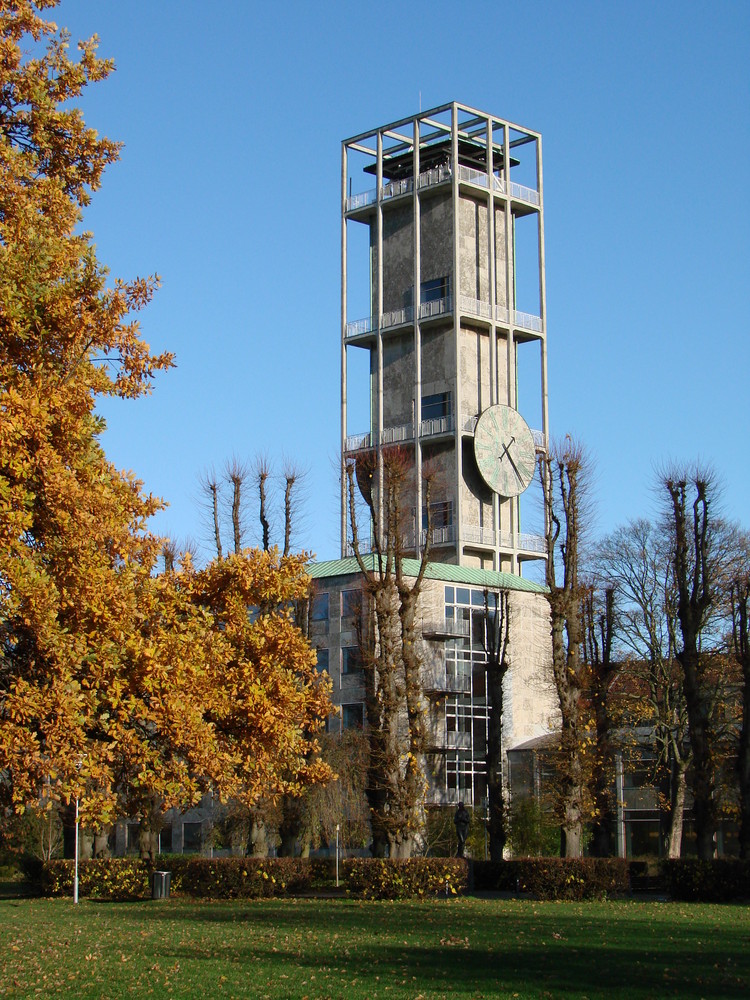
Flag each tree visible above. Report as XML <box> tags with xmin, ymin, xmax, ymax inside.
<box><xmin>346</xmin><ymin>446</ymin><xmax>432</xmax><ymax>858</ymax></box>
<box><xmin>730</xmin><ymin>567</ymin><xmax>750</xmax><ymax>857</ymax></box>
<box><xmin>595</xmin><ymin>519</ymin><xmax>692</xmax><ymax>857</ymax></box>
<box><xmin>581</xmin><ymin>584</ymin><xmax>619</xmax><ymax>857</ymax></box>
<box><xmin>661</xmin><ymin>467</ymin><xmax>728</xmax><ymax>859</ymax></box>
<box><xmin>483</xmin><ymin>589</ymin><xmax>511</xmax><ymax>861</ymax></box>
<box><xmin>539</xmin><ymin>438</ymin><xmax>592</xmax><ymax>857</ymax></box>
<box><xmin>0</xmin><ymin>4</ymin><xmax>333</xmax><ymax>843</ymax></box>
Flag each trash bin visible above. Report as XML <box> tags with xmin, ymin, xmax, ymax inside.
<box><xmin>152</xmin><ymin>870</ymin><xmax>171</xmax><ymax>900</ymax></box>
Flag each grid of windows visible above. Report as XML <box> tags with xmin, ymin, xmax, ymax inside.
<box><xmin>316</xmin><ymin>649</ymin><xmax>329</xmax><ymax>673</ymax></box>
<box><xmin>439</xmin><ymin>586</ymin><xmax>494</xmax><ymax>806</ymax></box>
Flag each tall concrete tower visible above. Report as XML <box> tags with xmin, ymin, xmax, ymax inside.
<box><xmin>341</xmin><ymin>103</ymin><xmax>548</xmax><ymax>574</ymax></box>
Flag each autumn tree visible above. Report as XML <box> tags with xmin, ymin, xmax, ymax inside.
<box><xmin>0</xmin><ymin>3</ymin><xmax>333</xmax><ymax>848</ymax></box>
<box><xmin>539</xmin><ymin>438</ymin><xmax>592</xmax><ymax>857</ymax></box>
<box><xmin>346</xmin><ymin>446</ymin><xmax>432</xmax><ymax>858</ymax></box>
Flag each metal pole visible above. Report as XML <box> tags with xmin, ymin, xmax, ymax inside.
<box><xmin>335</xmin><ymin>823</ymin><xmax>340</xmax><ymax>887</ymax></box>
<box><xmin>73</xmin><ymin>796</ymin><xmax>79</xmax><ymax>905</ymax></box>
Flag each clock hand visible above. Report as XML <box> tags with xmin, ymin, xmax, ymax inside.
<box><xmin>499</xmin><ymin>437</ymin><xmax>524</xmax><ymax>484</ymax></box>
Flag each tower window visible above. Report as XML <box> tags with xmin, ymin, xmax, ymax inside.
<box><xmin>316</xmin><ymin>649</ymin><xmax>329</xmax><ymax>673</ymax></box>
<box><xmin>341</xmin><ymin>589</ymin><xmax>362</xmax><ymax>620</ymax></box>
<box><xmin>421</xmin><ymin>392</ymin><xmax>451</xmax><ymax>421</ymax></box>
<box><xmin>311</xmin><ymin>593</ymin><xmax>329</xmax><ymax>621</ymax></box>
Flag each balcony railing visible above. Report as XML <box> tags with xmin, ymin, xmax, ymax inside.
<box><xmin>421</xmin><ymin>618</ymin><xmax>471</xmax><ymax>639</ymax></box>
<box><xmin>514</xmin><ymin>310</ymin><xmax>543</xmax><ymax>333</ymax></box>
<box><xmin>346</xmin><ymin>165</ymin><xmax>540</xmax><ymax>213</ymax></box>
<box><xmin>345</xmin><ymin>415</ymin><xmax>454</xmax><ymax>453</ymax></box>
<box><xmin>344</xmin><ymin>522</ymin><xmax>455</xmax><ymax>557</ymax></box>
<box><xmin>345</xmin><ymin>296</ymin><xmax>452</xmax><ymax>340</ymax></box>
<box><xmin>462</xmin><ymin>525</ymin><xmax>497</xmax><ymax>547</ymax></box>
<box><xmin>345</xmin><ymin>163</ymin><xmax>452</xmax><ymax>213</ymax></box>
<box><xmin>497</xmin><ymin>531</ymin><xmax>546</xmax><ymax>554</ymax></box>
<box><xmin>446</xmin><ymin>731</ymin><xmax>472</xmax><ymax>749</ymax></box>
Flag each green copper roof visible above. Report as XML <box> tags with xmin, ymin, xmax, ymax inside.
<box><xmin>309</xmin><ymin>556</ymin><xmax>546</xmax><ymax>593</ymax></box>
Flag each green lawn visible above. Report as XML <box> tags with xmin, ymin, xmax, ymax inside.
<box><xmin>0</xmin><ymin>894</ymin><xmax>748</xmax><ymax>999</ymax></box>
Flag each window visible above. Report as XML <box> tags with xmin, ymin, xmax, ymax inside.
<box><xmin>404</xmin><ymin>276</ymin><xmax>450</xmax><ymax>308</ymax></box>
<box><xmin>342</xmin><ymin>703</ymin><xmax>364</xmax><ymax>729</ymax></box>
<box><xmin>341</xmin><ymin>589</ymin><xmax>361</xmax><ymax>620</ymax></box>
<box><xmin>126</xmin><ymin>823</ymin><xmax>140</xmax><ymax>856</ymax></box>
<box><xmin>423</xmin><ymin>500</ymin><xmax>453</xmax><ymax>531</ymax></box>
<box><xmin>421</xmin><ymin>392</ymin><xmax>451</xmax><ymax>421</ymax></box>
<box><xmin>311</xmin><ymin>593</ymin><xmax>329</xmax><ymax>622</ymax></box>
<box><xmin>316</xmin><ymin>649</ymin><xmax>329</xmax><ymax>673</ymax></box>
<box><xmin>159</xmin><ymin>824</ymin><xmax>173</xmax><ymax>853</ymax></box>
<box><xmin>183</xmin><ymin>822</ymin><xmax>202</xmax><ymax>853</ymax></box>
<box><xmin>342</xmin><ymin>645</ymin><xmax>363</xmax><ymax>674</ymax></box>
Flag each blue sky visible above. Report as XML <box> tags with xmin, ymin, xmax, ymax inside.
<box><xmin>53</xmin><ymin>0</ymin><xmax>749</xmax><ymax>562</ymax></box>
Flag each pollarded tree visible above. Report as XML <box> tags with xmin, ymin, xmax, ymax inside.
<box><xmin>346</xmin><ymin>446</ymin><xmax>432</xmax><ymax>858</ymax></box>
<box><xmin>595</xmin><ymin>519</ymin><xmax>692</xmax><ymax>857</ymax></box>
<box><xmin>661</xmin><ymin>467</ymin><xmax>732</xmax><ymax>859</ymax></box>
<box><xmin>539</xmin><ymin>438</ymin><xmax>593</xmax><ymax>857</ymax></box>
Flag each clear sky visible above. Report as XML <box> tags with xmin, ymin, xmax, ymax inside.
<box><xmin>52</xmin><ymin>0</ymin><xmax>749</xmax><ymax>563</ymax></box>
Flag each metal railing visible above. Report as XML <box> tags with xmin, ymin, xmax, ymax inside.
<box><xmin>514</xmin><ymin>310</ymin><xmax>543</xmax><ymax>333</ymax></box>
<box><xmin>382</xmin><ymin>305</ymin><xmax>413</xmax><ymax>328</ymax></box>
<box><xmin>345</xmin><ymin>316</ymin><xmax>373</xmax><ymax>339</ymax></box>
<box><xmin>419</xmin><ymin>295</ymin><xmax>452</xmax><ymax>320</ymax></box>
<box><xmin>420</xmin><ymin>414</ymin><xmax>454</xmax><ymax>438</ymax></box>
<box><xmin>459</xmin><ymin>295</ymin><xmax>493</xmax><ymax>321</ymax></box>
<box><xmin>421</xmin><ymin>618</ymin><xmax>471</xmax><ymax>639</ymax></box>
<box><xmin>462</xmin><ymin>525</ymin><xmax>497</xmax><ymax>547</ymax></box>
<box><xmin>345</xmin><ymin>164</ymin><xmax>452</xmax><ymax>213</ymax></box>
<box><xmin>510</xmin><ymin>181</ymin><xmax>540</xmax><ymax>206</ymax></box>
<box><xmin>344</xmin><ymin>431</ymin><xmax>372</xmax><ymax>452</ymax></box>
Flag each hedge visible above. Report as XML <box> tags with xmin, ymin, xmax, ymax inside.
<box><xmin>660</xmin><ymin>859</ymin><xmax>750</xmax><ymax>902</ymax></box>
<box><xmin>472</xmin><ymin>858</ymin><xmax>631</xmax><ymax>900</ymax></box>
<box><xmin>41</xmin><ymin>859</ymin><xmax>151</xmax><ymax>900</ymax></box>
<box><xmin>342</xmin><ymin>858</ymin><xmax>468</xmax><ymax>899</ymax></box>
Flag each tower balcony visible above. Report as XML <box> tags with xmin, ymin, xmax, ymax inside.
<box><xmin>344</xmin><ymin>523</ymin><xmax>455</xmax><ymax>559</ymax></box>
<box><xmin>345</xmin><ymin>163</ymin><xmax>452</xmax><ymax>215</ymax></box>
<box><xmin>456</xmin><ymin>295</ymin><xmax>542</xmax><ymax>334</ymax></box>
<box><xmin>344</xmin><ymin>414</ymin><xmax>455</xmax><ymax>454</ymax></box>
<box><xmin>345</xmin><ymin>295</ymin><xmax>453</xmax><ymax>342</ymax></box>
<box><xmin>456</xmin><ymin>164</ymin><xmax>540</xmax><ymax>209</ymax></box>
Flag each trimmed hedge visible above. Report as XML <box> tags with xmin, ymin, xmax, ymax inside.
<box><xmin>472</xmin><ymin>858</ymin><xmax>631</xmax><ymax>900</ymax></box>
<box><xmin>165</xmin><ymin>857</ymin><xmax>316</xmax><ymax>898</ymax></box>
<box><xmin>41</xmin><ymin>859</ymin><xmax>151</xmax><ymax>900</ymax></box>
<box><xmin>660</xmin><ymin>859</ymin><xmax>750</xmax><ymax>902</ymax></box>
<box><xmin>342</xmin><ymin>858</ymin><xmax>468</xmax><ymax>899</ymax></box>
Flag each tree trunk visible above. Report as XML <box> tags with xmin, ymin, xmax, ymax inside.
<box><xmin>667</xmin><ymin>762</ymin><xmax>688</xmax><ymax>858</ymax></box>
<box><xmin>249</xmin><ymin>816</ymin><xmax>269</xmax><ymax>857</ymax></box>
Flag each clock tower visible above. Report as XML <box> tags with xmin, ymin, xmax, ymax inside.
<box><xmin>341</xmin><ymin>103</ymin><xmax>548</xmax><ymax>574</ymax></box>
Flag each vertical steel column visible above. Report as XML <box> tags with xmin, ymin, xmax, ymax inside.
<box><xmin>536</xmin><ymin>134</ymin><xmax>549</xmax><ymax>445</ymax></box>
<box><xmin>376</xmin><ymin>131</ymin><xmax>384</xmax><ymax>541</ymax></box>
<box><xmin>451</xmin><ymin>104</ymin><xmax>462</xmax><ymax>564</ymax></box>
<box><xmin>340</xmin><ymin>142</ymin><xmax>348</xmax><ymax>557</ymax></box>
<box><xmin>413</xmin><ymin>120</ymin><xmax>423</xmax><ymax>556</ymax></box>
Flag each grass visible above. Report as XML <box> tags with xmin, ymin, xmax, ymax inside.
<box><xmin>0</xmin><ymin>892</ymin><xmax>748</xmax><ymax>999</ymax></box>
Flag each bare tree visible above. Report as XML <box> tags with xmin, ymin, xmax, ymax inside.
<box><xmin>662</xmin><ymin>467</ymin><xmax>723</xmax><ymax>859</ymax></box>
<box><xmin>581</xmin><ymin>584</ymin><xmax>618</xmax><ymax>857</ymax></box>
<box><xmin>346</xmin><ymin>447</ymin><xmax>432</xmax><ymax>858</ymax></box>
<box><xmin>730</xmin><ymin>569</ymin><xmax>750</xmax><ymax>857</ymax></box>
<box><xmin>539</xmin><ymin>438</ymin><xmax>590</xmax><ymax>857</ymax></box>
<box><xmin>596</xmin><ymin>519</ymin><xmax>691</xmax><ymax>857</ymax></box>
<box><xmin>482</xmin><ymin>589</ymin><xmax>511</xmax><ymax>860</ymax></box>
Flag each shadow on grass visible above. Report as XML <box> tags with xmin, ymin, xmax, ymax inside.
<box><xmin>106</xmin><ymin>898</ymin><xmax>750</xmax><ymax>999</ymax></box>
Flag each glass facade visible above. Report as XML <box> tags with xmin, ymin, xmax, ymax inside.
<box><xmin>440</xmin><ymin>586</ymin><xmax>495</xmax><ymax>806</ymax></box>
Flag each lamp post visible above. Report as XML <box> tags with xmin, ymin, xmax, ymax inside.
<box><xmin>335</xmin><ymin>824</ymin><xmax>340</xmax><ymax>887</ymax></box>
<box><xmin>73</xmin><ymin>794</ymin><xmax>79</xmax><ymax>905</ymax></box>
<box><xmin>72</xmin><ymin>755</ymin><xmax>86</xmax><ymax>906</ymax></box>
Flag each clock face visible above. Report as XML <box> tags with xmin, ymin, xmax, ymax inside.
<box><xmin>473</xmin><ymin>405</ymin><xmax>536</xmax><ymax>497</ymax></box>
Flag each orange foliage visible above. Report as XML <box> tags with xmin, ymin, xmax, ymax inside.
<box><xmin>0</xmin><ymin>3</ymin><xmax>332</xmax><ymax>825</ymax></box>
